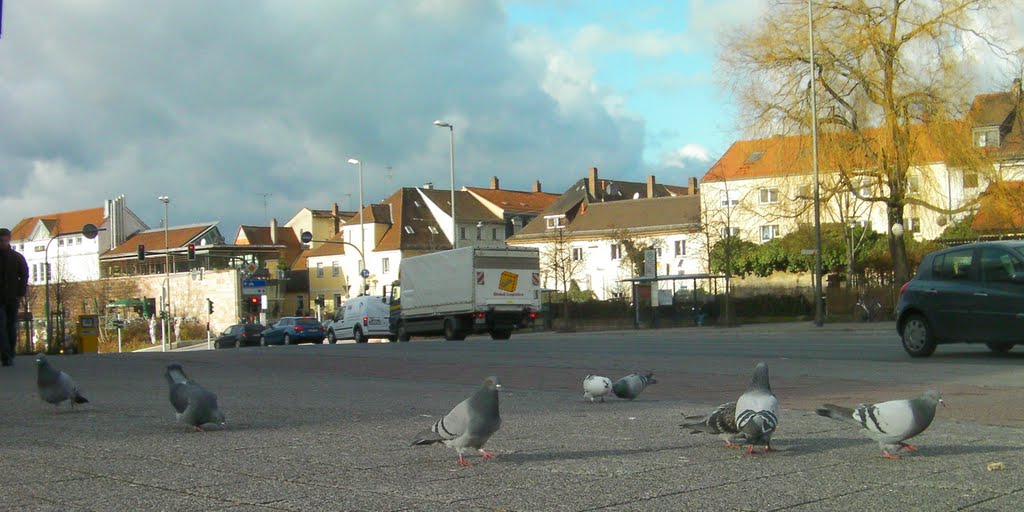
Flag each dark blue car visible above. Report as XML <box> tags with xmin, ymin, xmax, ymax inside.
<box><xmin>896</xmin><ymin>241</ymin><xmax>1024</xmax><ymax>357</ymax></box>
<box><xmin>259</xmin><ymin>317</ymin><xmax>325</xmax><ymax>346</ymax></box>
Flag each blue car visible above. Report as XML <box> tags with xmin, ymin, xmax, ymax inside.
<box><xmin>259</xmin><ymin>317</ymin><xmax>325</xmax><ymax>346</ymax></box>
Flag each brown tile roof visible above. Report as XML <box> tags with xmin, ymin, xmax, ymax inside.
<box><xmin>374</xmin><ymin>188</ymin><xmax>454</xmax><ymax>252</ymax></box>
<box><xmin>969</xmin><ymin>89</ymin><xmax>1024</xmax><ymax>159</ymax></box>
<box><xmin>235</xmin><ymin>225</ymin><xmax>300</xmax><ymax>247</ymax></box>
<box><xmin>106</xmin><ymin>224</ymin><xmax>215</xmax><ymax>255</ymax></box>
<box><xmin>464</xmin><ymin>187</ymin><xmax>561</xmax><ymax>214</ymax></box>
<box><xmin>305</xmin><ymin>231</ymin><xmax>346</xmax><ymax>258</ymax></box>
<box><xmin>9</xmin><ymin>207</ymin><xmax>106</xmax><ymax>241</ymax></box>
<box><xmin>417</xmin><ymin>188</ymin><xmax>502</xmax><ymax>222</ymax></box>
<box><xmin>291</xmin><ymin>248</ymin><xmax>313</xmax><ymax>270</ymax></box>
<box><xmin>512</xmin><ymin>195</ymin><xmax>700</xmax><ymax>240</ymax></box>
<box><xmin>971</xmin><ymin>181</ymin><xmax>1024</xmax><ymax>231</ymax></box>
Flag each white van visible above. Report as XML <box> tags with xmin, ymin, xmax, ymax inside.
<box><xmin>326</xmin><ymin>295</ymin><xmax>395</xmax><ymax>344</ymax></box>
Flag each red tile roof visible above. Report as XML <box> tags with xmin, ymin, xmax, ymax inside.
<box><xmin>464</xmin><ymin>187</ymin><xmax>560</xmax><ymax>214</ymax></box>
<box><xmin>971</xmin><ymin>181</ymin><xmax>1024</xmax><ymax>231</ymax></box>
<box><xmin>106</xmin><ymin>224</ymin><xmax>214</xmax><ymax>255</ymax></box>
<box><xmin>9</xmin><ymin>207</ymin><xmax>106</xmax><ymax>241</ymax></box>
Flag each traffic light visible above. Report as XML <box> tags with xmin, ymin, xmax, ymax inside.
<box><xmin>137</xmin><ymin>244</ymin><xmax>145</xmax><ymax>262</ymax></box>
<box><xmin>249</xmin><ymin>296</ymin><xmax>259</xmax><ymax>311</ymax></box>
<box><xmin>207</xmin><ymin>298</ymin><xmax>214</xmax><ymax>315</ymax></box>
<box><xmin>187</xmin><ymin>243</ymin><xmax>196</xmax><ymax>261</ymax></box>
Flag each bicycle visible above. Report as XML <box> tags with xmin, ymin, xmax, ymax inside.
<box><xmin>852</xmin><ymin>296</ymin><xmax>883</xmax><ymax>322</ymax></box>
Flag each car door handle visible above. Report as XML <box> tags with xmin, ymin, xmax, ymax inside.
<box><xmin>923</xmin><ymin>289</ymin><xmax>938</xmax><ymax>294</ymax></box>
<box><xmin>973</xmin><ymin>292</ymin><xmax>989</xmax><ymax>297</ymax></box>
<box><xmin>1017</xmin><ymin>313</ymin><xmax>1024</xmax><ymax>320</ymax></box>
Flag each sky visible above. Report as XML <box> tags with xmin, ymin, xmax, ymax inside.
<box><xmin>0</xmin><ymin>0</ymin><xmax>1021</xmax><ymax>239</ymax></box>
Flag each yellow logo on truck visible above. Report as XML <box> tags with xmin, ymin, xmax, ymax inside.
<box><xmin>498</xmin><ymin>271</ymin><xmax>519</xmax><ymax>292</ymax></box>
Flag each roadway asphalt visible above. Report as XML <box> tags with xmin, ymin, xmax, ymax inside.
<box><xmin>1</xmin><ymin>322</ymin><xmax>1022</xmax><ymax>511</ymax></box>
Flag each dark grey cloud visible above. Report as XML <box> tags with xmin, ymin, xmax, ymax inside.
<box><xmin>0</xmin><ymin>0</ymin><xmax>644</xmax><ymax>234</ymax></box>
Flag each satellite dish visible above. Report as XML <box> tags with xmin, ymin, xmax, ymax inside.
<box><xmin>81</xmin><ymin>223</ymin><xmax>99</xmax><ymax>240</ymax></box>
<box><xmin>301</xmin><ymin>231</ymin><xmax>313</xmax><ymax>244</ymax></box>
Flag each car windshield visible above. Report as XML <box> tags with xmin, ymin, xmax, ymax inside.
<box><xmin>297</xmin><ymin>318</ymin><xmax>321</xmax><ymax>326</ymax></box>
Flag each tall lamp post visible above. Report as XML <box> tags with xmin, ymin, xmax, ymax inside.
<box><xmin>43</xmin><ymin>223</ymin><xmax>100</xmax><ymax>353</ymax></box>
<box><xmin>158</xmin><ymin>195</ymin><xmax>171</xmax><ymax>351</ymax></box>
<box><xmin>346</xmin><ymin>158</ymin><xmax>366</xmax><ymax>294</ymax></box>
<box><xmin>808</xmin><ymin>1</ymin><xmax>825</xmax><ymax>327</ymax></box>
<box><xmin>433</xmin><ymin>120</ymin><xmax>457</xmax><ymax>249</ymax></box>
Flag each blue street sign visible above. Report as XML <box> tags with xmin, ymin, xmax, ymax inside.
<box><xmin>360</xmin><ymin>269</ymin><xmax>370</xmax><ymax>279</ymax></box>
<box><xmin>243</xmin><ymin>279</ymin><xmax>267</xmax><ymax>287</ymax></box>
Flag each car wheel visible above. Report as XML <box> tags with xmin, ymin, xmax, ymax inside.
<box><xmin>900</xmin><ymin>314</ymin><xmax>936</xmax><ymax>357</ymax></box>
<box><xmin>260</xmin><ymin>336</ymin><xmax>267</xmax><ymax>347</ymax></box>
<box><xmin>397</xmin><ymin>322</ymin><xmax>411</xmax><ymax>342</ymax></box>
<box><xmin>443</xmin><ymin>319</ymin><xmax>465</xmax><ymax>341</ymax></box>
<box><xmin>327</xmin><ymin>330</ymin><xmax>337</xmax><ymax>344</ymax></box>
<box><xmin>490</xmin><ymin>329</ymin><xmax>512</xmax><ymax>340</ymax></box>
<box><xmin>387</xmin><ymin>335</ymin><xmax>397</xmax><ymax>343</ymax></box>
<box><xmin>284</xmin><ymin>334</ymin><xmax>292</xmax><ymax>345</ymax></box>
<box><xmin>985</xmin><ymin>342</ymin><xmax>1015</xmax><ymax>354</ymax></box>
<box><xmin>353</xmin><ymin>326</ymin><xmax>366</xmax><ymax>344</ymax></box>
<box><xmin>234</xmin><ymin>339</ymin><xmax>240</xmax><ymax>349</ymax></box>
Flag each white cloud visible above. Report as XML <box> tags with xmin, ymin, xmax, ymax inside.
<box><xmin>572</xmin><ymin>24</ymin><xmax>692</xmax><ymax>57</ymax></box>
<box><xmin>660</xmin><ymin>143</ymin><xmax>713</xmax><ymax>170</ymax></box>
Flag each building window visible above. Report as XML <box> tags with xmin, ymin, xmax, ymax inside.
<box><xmin>907</xmin><ymin>176</ymin><xmax>921</xmax><ymax>195</ymax></box>
<box><xmin>572</xmin><ymin>247</ymin><xmax>583</xmax><ymax>261</ymax></box>
<box><xmin>382</xmin><ymin>258</ymin><xmax>390</xmax><ymax>273</ymax></box>
<box><xmin>758</xmin><ymin>188</ymin><xmax>779</xmax><ymax>204</ymax></box>
<box><xmin>974</xmin><ymin>127</ymin><xmax>999</xmax><ymax>148</ymax></box>
<box><xmin>332</xmin><ymin>261</ymin><xmax>340</xmax><ymax>277</ymax></box>
<box><xmin>77</xmin><ymin>237</ymin><xmax>82</xmax><ymax>245</ymax></box>
<box><xmin>720</xmin><ymin>227</ymin><xmax>740</xmax><ymax>237</ymax></box>
<box><xmin>334</xmin><ymin>294</ymin><xmax>342</xmax><ymax>308</ymax></box>
<box><xmin>428</xmin><ymin>226</ymin><xmax>439</xmax><ymax>235</ymax></box>
<box><xmin>545</xmin><ymin>215</ymin><xmax>567</xmax><ymax>229</ymax></box>
<box><xmin>404</xmin><ymin>225</ymin><xmax>415</xmax><ymax>234</ymax></box>
<box><xmin>674</xmin><ymin>240</ymin><xmax>685</xmax><ymax>256</ymax></box>
<box><xmin>760</xmin><ymin>225</ymin><xmax>781</xmax><ymax>242</ymax></box>
<box><xmin>721</xmin><ymin>193</ymin><xmax>739</xmax><ymax>207</ymax></box>
<box><xmin>316</xmin><ymin>262</ymin><xmax>324</xmax><ymax>278</ymax></box>
<box><xmin>963</xmin><ymin>172</ymin><xmax>979</xmax><ymax>189</ymax></box>
<box><xmin>492</xmin><ymin>227</ymin><xmax>498</xmax><ymax>240</ymax></box>
<box><xmin>460</xmin><ymin>227</ymin><xmax>467</xmax><ymax>239</ymax></box>
<box><xmin>903</xmin><ymin>218</ymin><xmax>922</xmax><ymax>234</ymax></box>
<box><xmin>58</xmin><ymin>239</ymin><xmax>64</xmax><ymax>247</ymax></box>
<box><xmin>610</xmin><ymin>244</ymin><xmax>622</xmax><ymax>260</ymax></box>
<box><xmin>476</xmin><ymin>226</ymin><xmax>482</xmax><ymax>240</ymax></box>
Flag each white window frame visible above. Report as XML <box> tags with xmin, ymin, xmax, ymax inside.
<box><xmin>674</xmin><ymin>240</ymin><xmax>685</xmax><ymax>256</ymax></box>
<box><xmin>331</xmin><ymin>261</ymin><xmax>339</xmax><ymax>277</ymax></box>
<box><xmin>758</xmin><ymin>188</ymin><xmax>779</xmax><ymax>204</ymax></box>
<box><xmin>720</xmin><ymin>227</ymin><xmax>740</xmax><ymax>237</ymax></box>
<box><xmin>610</xmin><ymin>244</ymin><xmax>622</xmax><ymax>260</ymax></box>
<box><xmin>720</xmin><ymin>193</ymin><xmax>739</xmax><ymax>207</ymax></box>
<box><xmin>760</xmin><ymin>225</ymin><xmax>780</xmax><ymax>242</ymax></box>
<box><xmin>382</xmin><ymin>257</ymin><xmax>390</xmax><ymax>273</ymax></box>
<box><xmin>316</xmin><ymin>262</ymin><xmax>324</xmax><ymax>278</ymax></box>
<box><xmin>571</xmin><ymin>247</ymin><xmax>583</xmax><ymax>261</ymax></box>
<box><xmin>545</xmin><ymin>215</ymin><xmax>567</xmax><ymax>229</ymax></box>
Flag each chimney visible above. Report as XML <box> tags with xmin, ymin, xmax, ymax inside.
<box><xmin>646</xmin><ymin>175</ymin><xmax>656</xmax><ymax>198</ymax></box>
<box><xmin>688</xmin><ymin>177</ymin><xmax>698</xmax><ymax>195</ymax></box>
<box><xmin>423</xmin><ymin>181</ymin><xmax>434</xmax><ymax>190</ymax></box>
<box><xmin>490</xmin><ymin>176</ymin><xmax>500</xmax><ymax>190</ymax></box>
<box><xmin>587</xmin><ymin>167</ymin><xmax>599</xmax><ymax>198</ymax></box>
<box><xmin>331</xmin><ymin>203</ymin><xmax>340</xmax><ymax>235</ymax></box>
<box><xmin>270</xmin><ymin>218</ymin><xmax>278</xmax><ymax>244</ymax></box>
<box><xmin>532</xmin><ymin>180</ymin><xmax>542</xmax><ymax>193</ymax></box>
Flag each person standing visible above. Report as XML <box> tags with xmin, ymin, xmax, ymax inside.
<box><xmin>0</xmin><ymin>228</ymin><xmax>30</xmax><ymax>367</ymax></box>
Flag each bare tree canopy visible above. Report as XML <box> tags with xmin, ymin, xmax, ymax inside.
<box><xmin>720</xmin><ymin>0</ymin><xmax>1021</xmax><ymax>283</ymax></box>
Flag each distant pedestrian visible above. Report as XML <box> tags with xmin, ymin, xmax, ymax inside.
<box><xmin>148</xmin><ymin>315</ymin><xmax>157</xmax><ymax>344</ymax></box>
<box><xmin>0</xmin><ymin>228</ymin><xmax>30</xmax><ymax>367</ymax></box>
<box><xmin>174</xmin><ymin>317</ymin><xmax>182</xmax><ymax>342</ymax></box>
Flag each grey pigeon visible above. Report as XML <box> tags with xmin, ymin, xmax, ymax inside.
<box><xmin>732</xmin><ymin>362</ymin><xmax>778</xmax><ymax>454</ymax></box>
<box><xmin>411</xmin><ymin>376</ymin><xmax>502</xmax><ymax>466</ymax></box>
<box><xmin>815</xmin><ymin>390</ymin><xmax>944</xmax><ymax>459</ymax></box>
<box><xmin>680</xmin><ymin>402</ymin><xmax>742</xmax><ymax>448</ymax></box>
<box><xmin>612</xmin><ymin>372</ymin><xmax>656</xmax><ymax>400</ymax></box>
<box><xmin>35</xmin><ymin>354</ymin><xmax>88</xmax><ymax>408</ymax></box>
<box><xmin>164</xmin><ymin>364</ymin><xmax>226</xmax><ymax>432</ymax></box>
<box><xmin>582</xmin><ymin>375</ymin><xmax>613</xmax><ymax>402</ymax></box>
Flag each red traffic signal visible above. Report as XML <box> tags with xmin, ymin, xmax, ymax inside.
<box><xmin>249</xmin><ymin>296</ymin><xmax>259</xmax><ymax>304</ymax></box>
<box><xmin>137</xmin><ymin>244</ymin><xmax>145</xmax><ymax>262</ymax></box>
<box><xmin>187</xmin><ymin>243</ymin><xmax>196</xmax><ymax>261</ymax></box>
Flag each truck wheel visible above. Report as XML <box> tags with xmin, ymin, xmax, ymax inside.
<box><xmin>490</xmin><ymin>329</ymin><xmax>512</xmax><ymax>340</ymax></box>
<box><xmin>397</xmin><ymin>322</ymin><xmax>411</xmax><ymax>342</ymax></box>
<box><xmin>353</xmin><ymin>326</ymin><xmax>367</xmax><ymax>344</ymax></box>
<box><xmin>327</xmin><ymin>330</ymin><xmax>337</xmax><ymax>344</ymax></box>
<box><xmin>986</xmin><ymin>342</ymin><xmax>1015</xmax><ymax>354</ymax></box>
<box><xmin>443</xmin><ymin>319</ymin><xmax>465</xmax><ymax>341</ymax></box>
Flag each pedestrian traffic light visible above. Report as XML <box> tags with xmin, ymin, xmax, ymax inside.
<box><xmin>249</xmin><ymin>296</ymin><xmax>259</xmax><ymax>311</ymax></box>
<box><xmin>207</xmin><ymin>298</ymin><xmax>214</xmax><ymax>315</ymax></box>
<box><xmin>137</xmin><ymin>244</ymin><xmax>145</xmax><ymax>262</ymax></box>
<box><xmin>187</xmin><ymin>243</ymin><xmax>196</xmax><ymax>261</ymax></box>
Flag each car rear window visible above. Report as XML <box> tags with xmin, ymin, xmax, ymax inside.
<box><xmin>931</xmin><ymin>249</ymin><xmax>973</xmax><ymax>280</ymax></box>
<box><xmin>297</xmin><ymin>318</ymin><xmax>321</xmax><ymax>326</ymax></box>
<box><xmin>244</xmin><ymin>324</ymin><xmax>263</xmax><ymax>332</ymax></box>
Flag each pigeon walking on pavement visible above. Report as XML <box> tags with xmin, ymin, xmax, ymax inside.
<box><xmin>35</xmin><ymin>354</ymin><xmax>89</xmax><ymax>408</ymax></box>
<box><xmin>612</xmin><ymin>372</ymin><xmax>656</xmax><ymax>400</ymax></box>
<box><xmin>732</xmin><ymin>362</ymin><xmax>779</xmax><ymax>454</ymax></box>
<box><xmin>583</xmin><ymin>375</ymin><xmax>613</xmax><ymax>402</ymax></box>
<box><xmin>411</xmin><ymin>376</ymin><xmax>502</xmax><ymax>467</ymax></box>
<box><xmin>815</xmin><ymin>390</ymin><xmax>944</xmax><ymax>459</ymax></box>
<box><xmin>164</xmin><ymin>363</ymin><xmax>226</xmax><ymax>432</ymax></box>
<box><xmin>680</xmin><ymin>402</ymin><xmax>742</xmax><ymax>448</ymax></box>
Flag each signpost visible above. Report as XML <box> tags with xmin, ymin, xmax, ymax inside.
<box><xmin>242</xmin><ymin>279</ymin><xmax>267</xmax><ymax>295</ymax></box>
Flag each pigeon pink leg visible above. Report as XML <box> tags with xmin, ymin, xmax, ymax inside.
<box><xmin>479</xmin><ymin>449</ymin><xmax>498</xmax><ymax>460</ymax></box>
<box><xmin>458</xmin><ymin>454</ymin><xmax>473</xmax><ymax>467</ymax></box>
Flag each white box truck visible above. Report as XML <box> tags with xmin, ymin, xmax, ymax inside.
<box><xmin>388</xmin><ymin>246</ymin><xmax>541</xmax><ymax>341</ymax></box>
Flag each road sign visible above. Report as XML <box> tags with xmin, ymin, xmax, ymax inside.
<box><xmin>643</xmin><ymin>249</ymin><xmax>657</xmax><ymax>277</ymax></box>
<box><xmin>360</xmin><ymin>268</ymin><xmax>370</xmax><ymax>279</ymax></box>
<box><xmin>242</xmin><ymin>278</ymin><xmax>267</xmax><ymax>296</ymax></box>
<box><xmin>800</xmin><ymin>249</ymin><xmax>816</xmax><ymax>255</ymax></box>
<box><xmin>301</xmin><ymin>231</ymin><xmax>313</xmax><ymax>244</ymax></box>
<box><xmin>82</xmin><ymin>223</ymin><xmax>99</xmax><ymax>240</ymax></box>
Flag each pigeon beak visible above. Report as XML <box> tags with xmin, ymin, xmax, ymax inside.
<box><xmin>938</xmin><ymin>399</ymin><xmax>946</xmax><ymax>407</ymax></box>
<box><xmin>495</xmin><ymin>384</ymin><xmax>502</xmax><ymax>391</ymax></box>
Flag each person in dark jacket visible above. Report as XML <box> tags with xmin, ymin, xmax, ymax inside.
<box><xmin>0</xmin><ymin>228</ymin><xmax>30</xmax><ymax>367</ymax></box>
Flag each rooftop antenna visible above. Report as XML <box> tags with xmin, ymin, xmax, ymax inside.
<box><xmin>262</xmin><ymin>193</ymin><xmax>272</xmax><ymax>225</ymax></box>
<box><xmin>386</xmin><ymin>166</ymin><xmax>394</xmax><ymax>189</ymax></box>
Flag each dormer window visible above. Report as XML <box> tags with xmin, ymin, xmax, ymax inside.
<box><xmin>428</xmin><ymin>226</ymin><xmax>439</xmax><ymax>235</ymax></box>
<box><xmin>745</xmin><ymin>150</ymin><xmax>765</xmax><ymax>163</ymax></box>
<box><xmin>545</xmin><ymin>215</ymin><xmax>567</xmax><ymax>229</ymax></box>
<box><xmin>974</xmin><ymin>127</ymin><xmax>1000</xmax><ymax>147</ymax></box>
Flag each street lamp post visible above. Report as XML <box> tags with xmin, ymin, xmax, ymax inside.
<box><xmin>346</xmin><ymin>159</ymin><xmax>366</xmax><ymax>294</ymax></box>
<box><xmin>433</xmin><ymin>120</ymin><xmax>457</xmax><ymax>249</ymax></box>
<box><xmin>159</xmin><ymin>195</ymin><xmax>170</xmax><ymax>351</ymax></box>
<box><xmin>43</xmin><ymin>234</ymin><xmax>60</xmax><ymax>350</ymax></box>
<box><xmin>808</xmin><ymin>1</ymin><xmax>825</xmax><ymax>327</ymax></box>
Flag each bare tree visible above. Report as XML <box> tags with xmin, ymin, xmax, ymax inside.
<box><xmin>539</xmin><ymin>227</ymin><xmax>587</xmax><ymax>325</ymax></box>
<box><xmin>720</xmin><ymin>0</ymin><xmax>1018</xmax><ymax>283</ymax></box>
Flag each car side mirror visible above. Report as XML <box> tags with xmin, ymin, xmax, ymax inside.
<box><xmin>1012</xmin><ymin>272</ymin><xmax>1024</xmax><ymax>283</ymax></box>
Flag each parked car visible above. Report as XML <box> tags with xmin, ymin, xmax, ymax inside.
<box><xmin>896</xmin><ymin>241</ymin><xmax>1024</xmax><ymax>357</ymax></box>
<box><xmin>214</xmin><ymin>323</ymin><xmax>264</xmax><ymax>349</ymax></box>
<box><xmin>326</xmin><ymin>295</ymin><xmax>396</xmax><ymax>344</ymax></box>
<box><xmin>259</xmin><ymin>317</ymin><xmax>325</xmax><ymax>346</ymax></box>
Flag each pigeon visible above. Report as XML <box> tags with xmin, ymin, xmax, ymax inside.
<box><xmin>815</xmin><ymin>390</ymin><xmax>944</xmax><ymax>459</ymax></box>
<box><xmin>680</xmin><ymin>402</ymin><xmax>742</xmax><ymax>448</ymax></box>
<box><xmin>35</xmin><ymin>354</ymin><xmax>89</xmax><ymax>408</ymax></box>
<box><xmin>731</xmin><ymin>362</ymin><xmax>779</xmax><ymax>454</ymax></box>
<box><xmin>411</xmin><ymin>376</ymin><xmax>502</xmax><ymax>466</ymax></box>
<box><xmin>583</xmin><ymin>375</ymin><xmax>613</xmax><ymax>402</ymax></box>
<box><xmin>612</xmin><ymin>372</ymin><xmax>656</xmax><ymax>400</ymax></box>
<box><xmin>164</xmin><ymin>363</ymin><xmax>226</xmax><ymax>432</ymax></box>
